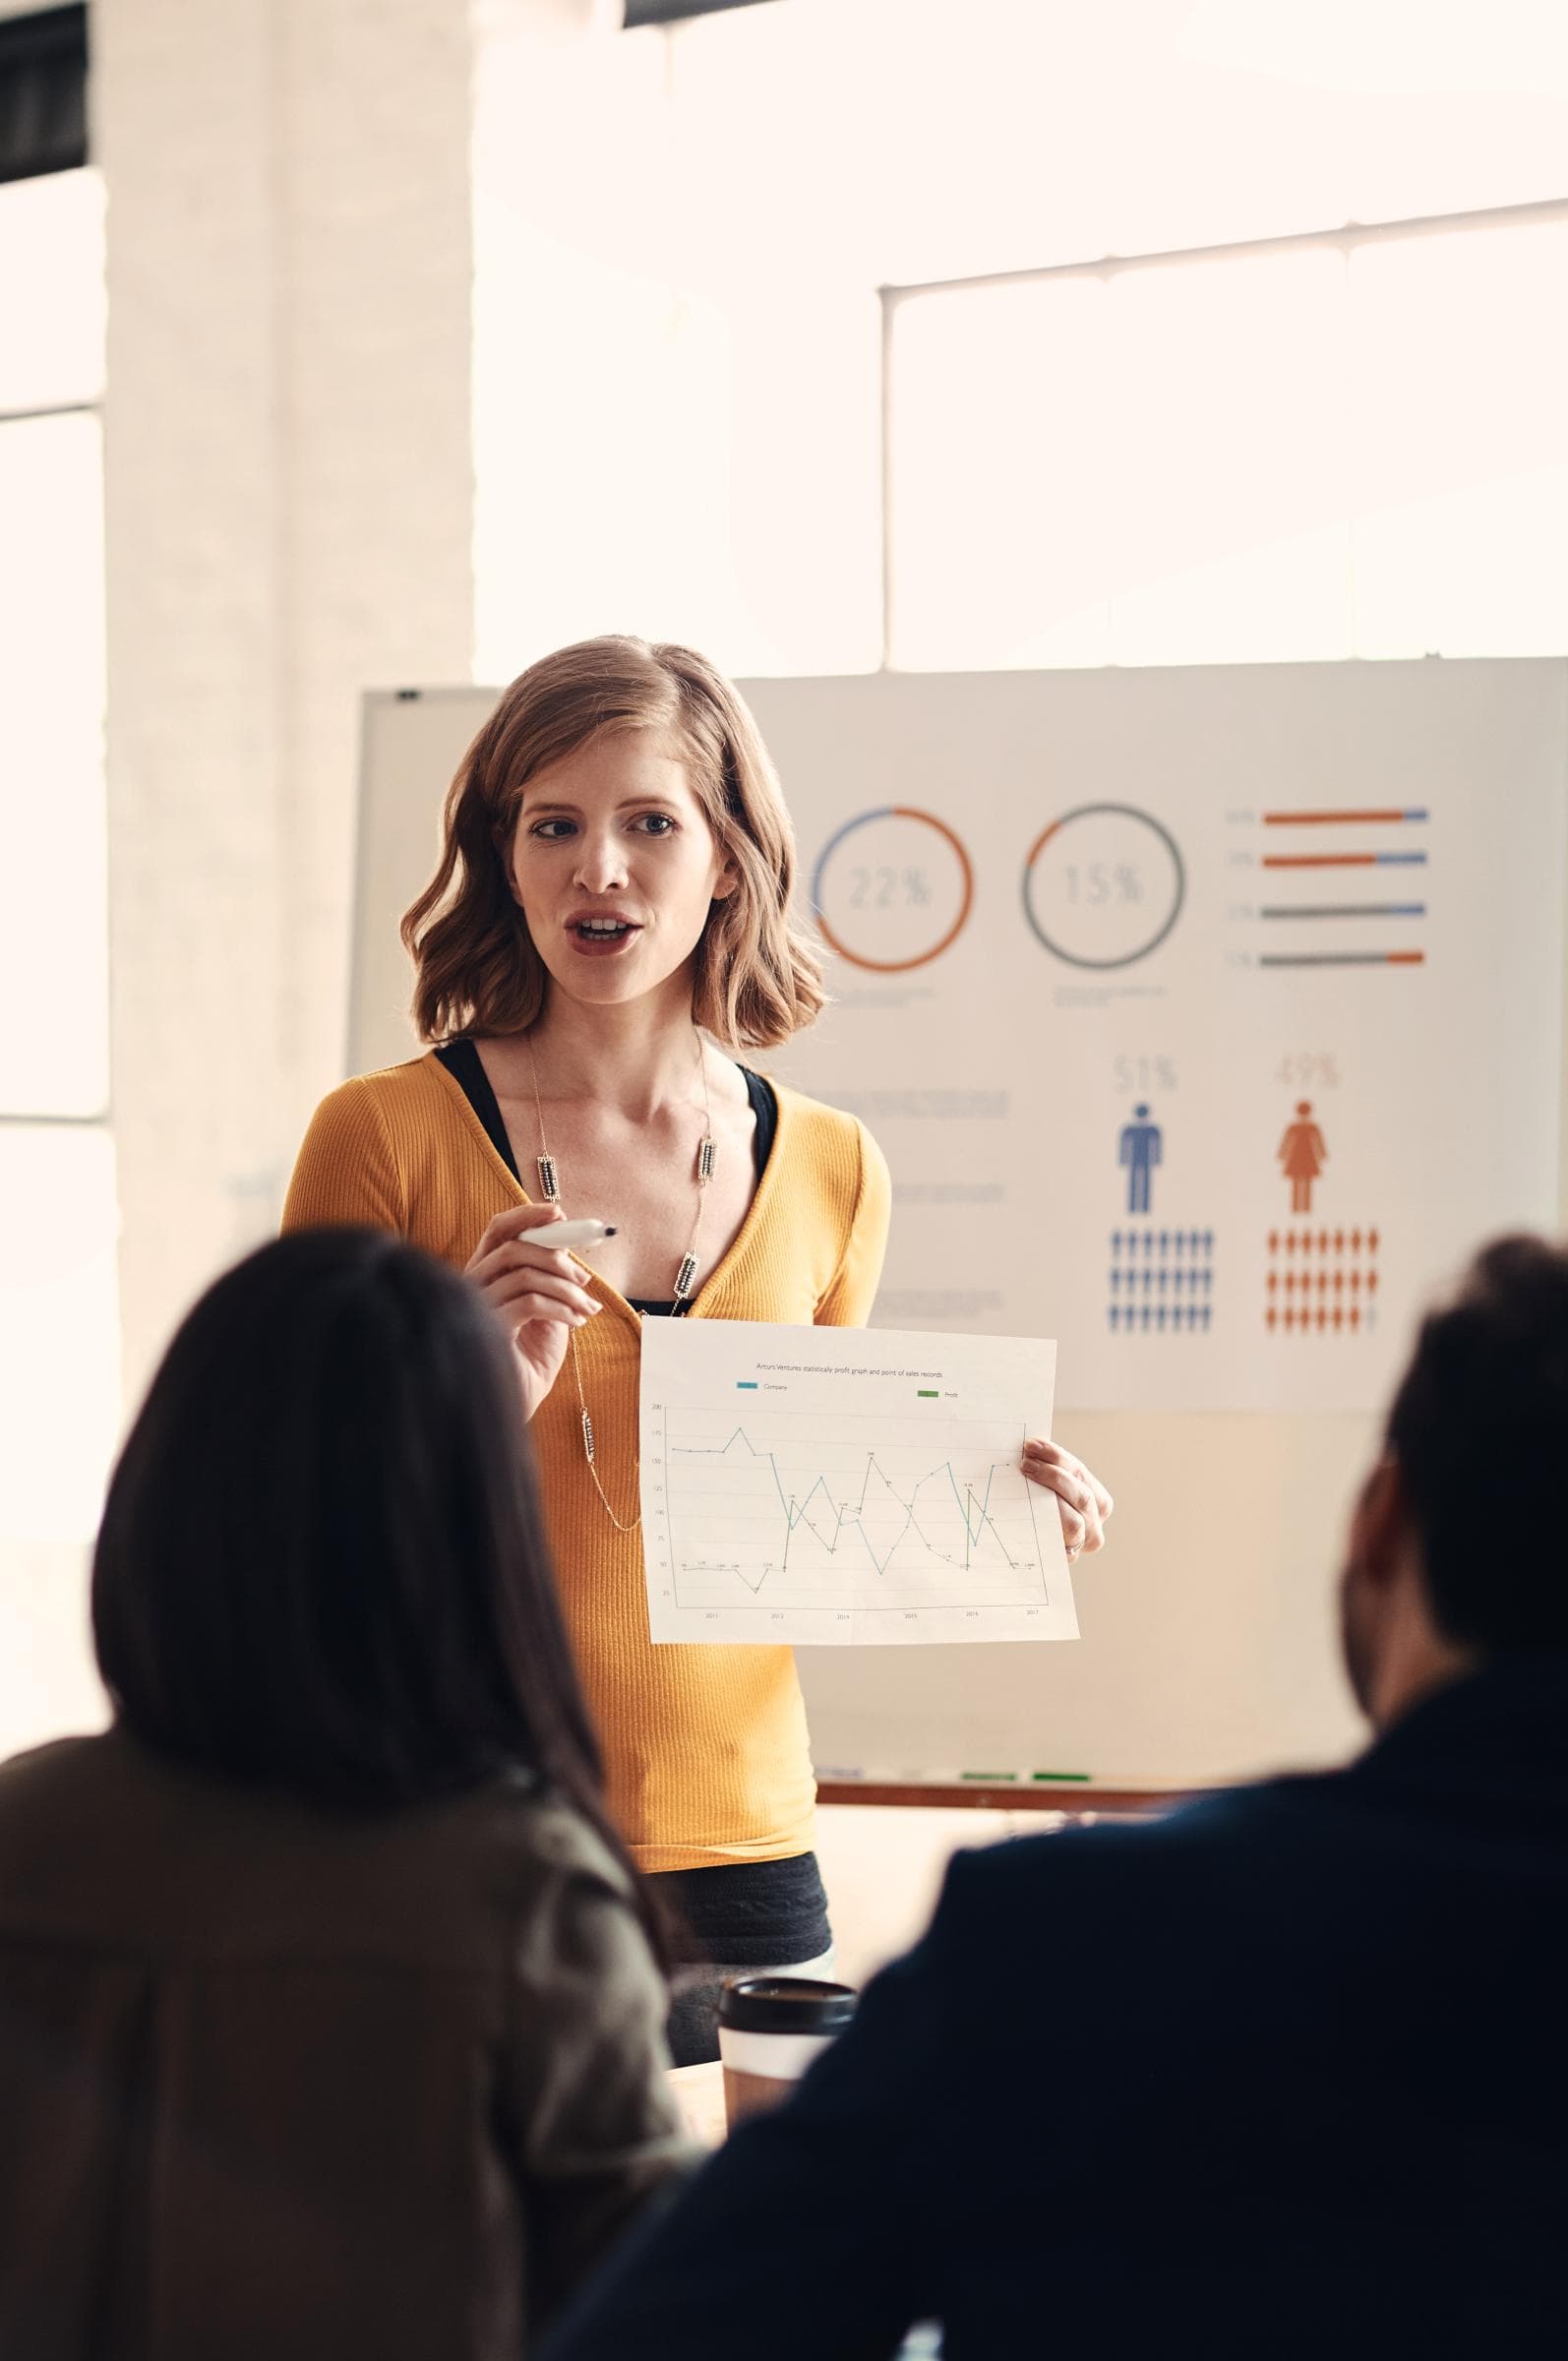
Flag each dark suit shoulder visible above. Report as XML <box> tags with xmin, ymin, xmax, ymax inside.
<box><xmin>924</xmin><ymin>1775</ymin><xmax>1365</xmax><ymax>2000</ymax></box>
<box><xmin>936</xmin><ymin>1779</ymin><xmax>1317</xmax><ymax>1904</ymax></box>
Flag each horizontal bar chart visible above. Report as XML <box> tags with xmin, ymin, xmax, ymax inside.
<box><xmin>1259</xmin><ymin>950</ymin><xmax>1425</xmax><ymax>968</ymax></box>
<box><xmin>1262</xmin><ymin>807</ymin><xmax>1428</xmax><ymax>824</ymax></box>
<box><xmin>1260</xmin><ymin>903</ymin><xmax>1425</xmax><ymax>921</ymax></box>
<box><xmin>1262</xmin><ymin>851</ymin><xmax>1427</xmax><ymax>869</ymax></box>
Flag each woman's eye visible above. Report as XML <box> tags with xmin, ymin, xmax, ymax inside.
<box><xmin>636</xmin><ymin>813</ymin><xmax>676</xmax><ymax>835</ymax></box>
<box><xmin>530</xmin><ymin>818</ymin><xmax>575</xmax><ymax>840</ymax></box>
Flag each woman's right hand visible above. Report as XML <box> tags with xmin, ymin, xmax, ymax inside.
<box><xmin>464</xmin><ymin>1204</ymin><xmax>603</xmax><ymax>1422</ymax></box>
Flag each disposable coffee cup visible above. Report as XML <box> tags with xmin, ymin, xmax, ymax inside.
<box><xmin>717</xmin><ymin>1976</ymin><xmax>857</xmax><ymax>2128</ymax></box>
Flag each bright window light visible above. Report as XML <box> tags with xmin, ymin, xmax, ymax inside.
<box><xmin>1104</xmin><ymin>246</ymin><xmax>1352</xmax><ymax>665</ymax></box>
<box><xmin>888</xmin><ymin>274</ymin><xmax>1111</xmax><ymax>671</ymax></box>
<box><xmin>0</xmin><ymin>163</ymin><xmax>114</xmax><ymax>1759</ymax></box>
<box><xmin>476</xmin><ymin>3</ymin><xmax>1568</xmax><ymax>678</ymax></box>
<box><xmin>0</xmin><ymin>1128</ymin><xmax>121</xmax><ymax>1544</ymax></box>
<box><xmin>889</xmin><ymin>247</ymin><xmax>1353</xmax><ymax>671</ymax></box>
<box><xmin>1349</xmin><ymin>219</ymin><xmax>1568</xmax><ymax>656</ymax></box>
<box><xmin>0</xmin><ymin>410</ymin><xmax>108</xmax><ymax>1115</ymax></box>
<box><xmin>0</xmin><ymin>170</ymin><xmax>105</xmax><ymax>413</ymax></box>
<box><xmin>891</xmin><ymin>215</ymin><xmax>1568</xmax><ymax>670</ymax></box>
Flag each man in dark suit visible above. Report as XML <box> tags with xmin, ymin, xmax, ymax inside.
<box><xmin>542</xmin><ymin>1235</ymin><xmax>1568</xmax><ymax>2360</ymax></box>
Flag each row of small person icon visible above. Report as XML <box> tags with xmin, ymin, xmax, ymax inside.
<box><xmin>1267</xmin><ymin>1303</ymin><xmax>1375</xmax><ymax>1331</ymax></box>
<box><xmin>1269</xmin><ymin>1268</ymin><xmax>1380</xmax><ymax>1296</ymax></box>
<box><xmin>1113</xmin><ymin>1228</ymin><xmax>1380</xmax><ymax>1255</ymax></box>
<box><xmin>1268</xmin><ymin>1227</ymin><xmax>1380</xmax><ymax>1254</ymax></box>
<box><xmin>1107</xmin><ymin>1302</ymin><xmax>1378</xmax><ymax>1332</ymax></box>
<box><xmin>1111</xmin><ymin>1267</ymin><xmax>1214</xmax><ymax>1293</ymax></box>
<box><xmin>1108</xmin><ymin>1304</ymin><xmax>1212</xmax><ymax>1330</ymax></box>
<box><xmin>1110</xmin><ymin>1230</ymin><xmax>1215</xmax><ymax>1255</ymax></box>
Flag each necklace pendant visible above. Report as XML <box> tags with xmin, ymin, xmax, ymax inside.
<box><xmin>695</xmin><ymin>1135</ymin><xmax>716</xmax><ymax>1185</ymax></box>
<box><xmin>536</xmin><ymin>1154</ymin><xmax>560</xmax><ymax>1203</ymax></box>
<box><xmin>674</xmin><ymin>1250</ymin><xmax>698</xmax><ymax>1302</ymax></box>
<box><xmin>580</xmin><ymin>1408</ymin><xmax>595</xmax><ymax>1464</ymax></box>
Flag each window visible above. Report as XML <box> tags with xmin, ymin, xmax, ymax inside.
<box><xmin>475</xmin><ymin>1</ymin><xmax>1568</xmax><ymax>678</ymax></box>
<box><xmin>0</xmin><ymin>164</ymin><xmax>117</xmax><ymax>1710</ymax></box>
<box><xmin>888</xmin><ymin>212</ymin><xmax>1568</xmax><ymax>669</ymax></box>
<box><xmin>0</xmin><ymin>403</ymin><xmax>108</xmax><ymax>1110</ymax></box>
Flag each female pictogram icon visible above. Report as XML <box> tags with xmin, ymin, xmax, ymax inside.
<box><xmin>1278</xmin><ymin>1100</ymin><xmax>1328</xmax><ymax>1215</ymax></box>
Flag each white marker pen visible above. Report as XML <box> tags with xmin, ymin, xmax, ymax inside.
<box><xmin>533</xmin><ymin>1218</ymin><xmax>618</xmax><ymax>1253</ymax></box>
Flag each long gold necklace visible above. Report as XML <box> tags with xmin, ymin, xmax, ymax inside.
<box><xmin>525</xmin><ymin>1031</ymin><xmax>716</xmax><ymax>1533</ymax></box>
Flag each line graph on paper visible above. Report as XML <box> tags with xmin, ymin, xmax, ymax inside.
<box><xmin>638</xmin><ymin>1319</ymin><xmax>1079</xmax><ymax>1647</ymax></box>
<box><xmin>665</xmin><ymin>1410</ymin><xmax>1051</xmax><ymax>1609</ymax></box>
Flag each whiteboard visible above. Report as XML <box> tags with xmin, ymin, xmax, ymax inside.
<box><xmin>349</xmin><ymin>663</ymin><xmax>1568</xmax><ymax>1790</ymax></box>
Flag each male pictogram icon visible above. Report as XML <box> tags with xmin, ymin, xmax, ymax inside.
<box><xmin>1278</xmin><ymin>1099</ymin><xmax>1328</xmax><ymax>1215</ymax></box>
<box><xmin>1118</xmin><ymin>1103</ymin><xmax>1163</xmax><ymax>1217</ymax></box>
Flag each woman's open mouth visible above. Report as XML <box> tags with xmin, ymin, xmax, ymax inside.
<box><xmin>568</xmin><ymin>918</ymin><xmax>640</xmax><ymax>956</ymax></box>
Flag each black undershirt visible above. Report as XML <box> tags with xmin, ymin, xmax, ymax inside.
<box><xmin>433</xmin><ymin>1040</ymin><xmax>825</xmax><ymax>1964</ymax></box>
<box><xmin>434</xmin><ymin>1039</ymin><xmax>777</xmax><ymax>1311</ymax></box>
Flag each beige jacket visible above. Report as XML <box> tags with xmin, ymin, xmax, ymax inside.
<box><xmin>0</xmin><ymin>1728</ymin><xmax>689</xmax><ymax>2359</ymax></box>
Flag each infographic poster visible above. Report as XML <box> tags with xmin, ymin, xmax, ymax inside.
<box><xmin>744</xmin><ymin>662</ymin><xmax>1567</xmax><ymax>1414</ymax></box>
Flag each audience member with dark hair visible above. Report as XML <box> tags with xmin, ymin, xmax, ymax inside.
<box><xmin>540</xmin><ymin>1234</ymin><xmax>1568</xmax><ymax>2361</ymax></box>
<box><xmin>0</xmin><ymin>1229</ymin><xmax>688</xmax><ymax>2360</ymax></box>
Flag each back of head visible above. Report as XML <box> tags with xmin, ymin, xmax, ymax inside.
<box><xmin>92</xmin><ymin>1229</ymin><xmax>596</xmax><ymax>1812</ymax></box>
<box><xmin>1387</xmin><ymin>1234</ymin><xmax>1568</xmax><ymax>1657</ymax></box>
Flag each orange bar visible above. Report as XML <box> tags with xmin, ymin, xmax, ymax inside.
<box><xmin>1263</xmin><ymin>809</ymin><xmax>1412</xmax><ymax>824</ymax></box>
<box><xmin>1263</xmin><ymin>854</ymin><xmax>1378</xmax><ymax>868</ymax></box>
<box><xmin>1386</xmin><ymin>951</ymin><xmax>1425</xmax><ymax>965</ymax></box>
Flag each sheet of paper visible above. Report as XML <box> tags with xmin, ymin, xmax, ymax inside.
<box><xmin>638</xmin><ymin>1319</ymin><xmax>1077</xmax><ymax>1647</ymax></box>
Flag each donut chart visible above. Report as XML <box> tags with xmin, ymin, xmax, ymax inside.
<box><xmin>1023</xmin><ymin>802</ymin><xmax>1185</xmax><ymax>970</ymax></box>
<box><xmin>811</xmin><ymin>806</ymin><xmax>975</xmax><ymax>974</ymax></box>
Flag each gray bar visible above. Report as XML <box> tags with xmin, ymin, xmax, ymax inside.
<box><xmin>1260</xmin><ymin>904</ymin><xmax>1427</xmax><ymax>920</ymax></box>
<box><xmin>1258</xmin><ymin>952</ymin><xmax>1423</xmax><ymax>968</ymax></box>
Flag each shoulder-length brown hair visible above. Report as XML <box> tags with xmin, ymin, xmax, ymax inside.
<box><xmin>94</xmin><ymin>1227</ymin><xmax>670</xmax><ymax>1968</ymax></box>
<box><xmin>401</xmin><ymin>636</ymin><xmax>827</xmax><ymax>1050</ymax></box>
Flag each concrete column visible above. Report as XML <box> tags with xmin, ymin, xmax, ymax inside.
<box><xmin>97</xmin><ymin>0</ymin><xmax>475</xmax><ymax>1397</ymax></box>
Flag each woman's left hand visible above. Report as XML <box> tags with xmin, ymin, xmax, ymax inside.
<box><xmin>1021</xmin><ymin>1441</ymin><xmax>1114</xmax><ymax>1562</ymax></box>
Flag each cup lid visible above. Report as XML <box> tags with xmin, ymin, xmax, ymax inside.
<box><xmin>717</xmin><ymin>1975</ymin><xmax>858</xmax><ymax>2034</ymax></box>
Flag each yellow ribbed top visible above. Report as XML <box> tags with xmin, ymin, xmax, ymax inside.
<box><xmin>282</xmin><ymin>1053</ymin><xmax>891</xmax><ymax>1872</ymax></box>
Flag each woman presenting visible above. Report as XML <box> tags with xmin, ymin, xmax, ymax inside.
<box><xmin>284</xmin><ymin>636</ymin><xmax>1113</xmax><ymax>2061</ymax></box>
